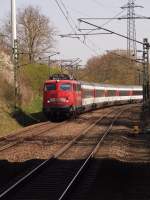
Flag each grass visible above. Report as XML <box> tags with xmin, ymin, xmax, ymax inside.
<box><xmin>21</xmin><ymin>64</ymin><xmax>61</xmax><ymax>92</ymax></box>
<box><xmin>20</xmin><ymin>64</ymin><xmax>61</xmax><ymax>114</ymax></box>
<box><xmin>23</xmin><ymin>95</ymin><xmax>42</xmax><ymax>113</ymax></box>
<box><xmin>0</xmin><ymin>101</ymin><xmax>21</xmax><ymax>137</ymax></box>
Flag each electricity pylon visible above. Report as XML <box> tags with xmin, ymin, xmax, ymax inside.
<box><xmin>121</xmin><ymin>0</ymin><xmax>143</xmax><ymax>58</ymax></box>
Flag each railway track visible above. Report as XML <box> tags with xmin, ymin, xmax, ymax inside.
<box><xmin>0</xmin><ymin>106</ymin><xmax>117</xmax><ymax>153</ymax></box>
<box><xmin>0</xmin><ymin>105</ymin><xmax>131</xmax><ymax>200</ymax></box>
<box><xmin>58</xmin><ymin>108</ymin><xmax>126</xmax><ymax>200</ymax></box>
<box><xmin>0</xmin><ymin>121</ymin><xmax>67</xmax><ymax>152</ymax></box>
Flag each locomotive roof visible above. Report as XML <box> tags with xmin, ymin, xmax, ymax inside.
<box><xmin>44</xmin><ymin>79</ymin><xmax>79</xmax><ymax>84</ymax></box>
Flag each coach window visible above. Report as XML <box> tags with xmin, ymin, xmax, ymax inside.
<box><xmin>120</xmin><ymin>91</ymin><xmax>128</xmax><ymax>96</ymax></box>
<box><xmin>133</xmin><ymin>91</ymin><xmax>142</xmax><ymax>95</ymax></box>
<box><xmin>83</xmin><ymin>89</ymin><xmax>93</xmax><ymax>98</ymax></box>
<box><xmin>60</xmin><ymin>83</ymin><xmax>72</xmax><ymax>91</ymax></box>
<box><xmin>108</xmin><ymin>90</ymin><xmax>115</xmax><ymax>96</ymax></box>
<box><xmin>45</xmin><ymin>83</ymin><xmax>56</xmax><ymax>91</ymax></box>
<box><xmin>96</xmin><ymin>90</ymin><xmax>104</xmax><ymax>97</ymax></box>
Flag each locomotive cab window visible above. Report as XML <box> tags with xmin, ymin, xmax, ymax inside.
<box><xmin>45</xmin><ymin>83</ymin><xmax>56</xmax><ymax>91</ymax></box>
<box><xmin>60</xmin><ymin>83</ymin><xmax>72</xmax><ymax>91</ymax></box>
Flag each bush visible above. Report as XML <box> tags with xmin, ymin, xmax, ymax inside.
<box><xmin>0</xmin><ymin>76</ymin><xmax>15</xmax><ymax>107</ymax></box>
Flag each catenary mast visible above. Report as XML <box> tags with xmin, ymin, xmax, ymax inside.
<box><xmin>11</xmin><ymin>0</ymin><xmax>18</xmax><ymax>109</ymax></box>
<box><xmin>11</xmin><ymin>0</ymin><xmax>17</xmax><ymax>49</ymax></box>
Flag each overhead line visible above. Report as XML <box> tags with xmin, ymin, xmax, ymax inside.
<box><xmin>86</xmin><ymin>10</ymin><xmax>125</xmax><ymax>34</ymax></box>
<box><xmin>59</xmin><ymin>0</ymin><xmax>79</xmax><ymax>30</ymax></box>
<box><xmin>79</xmin><ymin>19</ymin><xmax>144</xmax><ymax>45</ymax></box>
<box><xmin>53</xmin><ymin>0</ymin><xmax>99</xmax><ymax>55</ymax></box>
<box><xmin>60</xmin><ymin>32</ymin><xmax>112</xmax><ymax>37</ymax></box>
<box><xmin>79</xmin><ymin>17</ymin><xmax>150</xmax><ymax>20</ymax></box>
<box><xmin>54</xmin><ymin>0</ymin><xmax>77</xmax><ymax>33</ymax></box>
<box><xmin>58</xmin><ymin>0</ymin><xmax>100</xmax><ymax>54</ymax></box>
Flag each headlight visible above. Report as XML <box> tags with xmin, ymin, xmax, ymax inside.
<box><xmin>47</xmin><ymin>98</ymin><xmax>56</xmax><ymax>103</ymax></box>
<box><xmin>47</xmin><ymin>98</ymin><xmax>69</xmax><ymax>103</ymax></box>
<box><xmin>56</xmin><ymin>98</ymin><xmax>68</xmax><ymax>103</ymax></box>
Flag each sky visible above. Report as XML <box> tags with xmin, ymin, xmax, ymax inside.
<box><xmin>0</xmin><ymin>0</ymin><xmax>150</xmax><ymax>64</ymax></box>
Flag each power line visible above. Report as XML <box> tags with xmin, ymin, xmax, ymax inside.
<box><xmin>85</xmin><ymin>10</ymin><xmax>125</xmax><ymax>34</ymax></box>
<box><xmin>54</xmin><ymin>0</ymin><xmax>77</xmax><ymax>33</ymax></box>
<box><xmin>59</xmin><ymin>0</ymin><xmax>79</xmax><ymax>31</ymax></box>
<box><xmin>79</xmin><ymin>17</ymin><xmax>150</xmax><ymax>20</ymax></box>
<box><xmin>58</xmin><ymin>0</ymin><xmax>100</xmax><ymax>54</ymax></box>
<box><xmin>60</xmin><ymin>32</ymin><xmax>112</xmax><ymax>37</ymax></box>
<box><xmin>78</xmin><ymin>18</ymin><xmax>144</xmax><ymax>45</ymax></box>
<box><xmin>53</xmin><ymin>0</ymin><xmax>99</xmax><ymax>55</ymax></box>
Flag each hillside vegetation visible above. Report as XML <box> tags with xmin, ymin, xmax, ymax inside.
<box><xmin>0</xmin><ymin>58</ymin><xmax>60</xmax><ymax>136</ymax></box>
<box><xmin>19</xmin><ymin>64</ymin><xmax>61</xmax><ymax>112</ymax></box>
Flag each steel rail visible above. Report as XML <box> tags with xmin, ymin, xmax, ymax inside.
<box><xmin>0</xmin><ymin>109</ymin><xmax>116</xmax><ymax>199</ymax></box>
<box><xmin>58</xmin><ymin>107</ymin><xmax>130</xmax><ymax>200</ymax></box>
<box><xmin>0</xmin><ymin>121</ymin><xmax>67</xmax><ymax>152</ymax></box>
<box><xmin>0</xmin><ymin>122</ymin><xmax>50</xmax><ymax>142</ymax></box>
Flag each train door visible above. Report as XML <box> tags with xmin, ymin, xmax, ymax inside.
<box><xmin>73</xmin><ymin>83</ymin><xmax>82</xmax><ymax>108</ymax></box>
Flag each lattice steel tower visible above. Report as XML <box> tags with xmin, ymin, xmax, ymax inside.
<box><xmin>122</xmin><ymin>0</ymin><xmax>142</xmax><ymax>58</ymax></box>
<box><xmin>127</xmin><ymin>0</ymin><xmax>136</xmax><ymax>57</ymax></box>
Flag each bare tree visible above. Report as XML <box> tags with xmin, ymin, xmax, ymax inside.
<box><xmin>2</xmin><ymin>6</ymin><xmax>56</xmax><ymax>63</ymax></box>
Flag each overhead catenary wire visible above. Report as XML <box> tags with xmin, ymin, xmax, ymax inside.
<box><xmin>57</xmin><ymin>0</ymin><xmax>99</xmax><ymax>54</ymax></box>
<box><xmin>53</xmin><ymin>0</ymin><xmax>99</xmax><ymax>55</ymax></box>
<box><xmin>60</xmin><ymin>32</ymin><xmax>112</xmax><ymax>37</ymax></box>
<box><xmin>58</xmin><ymin>0</ymin><xmax>79</xmax><ymax>31</ymax></box>
<box><xmin>54</xmin><ymin>0</ymin><xmax>77</xmax><ymax>33</ymax></box>
<box><xmin>79</xmin><ymin>17</ymin><xmax>150</xmax><ymax>20</ymax></box>
<box><xmin>86</xmin><ymin>10</ymin><xmax>125</xmax><ymax>34</ymax></box>
<box><xmin>78</xmin><ymin>18</ymin><xmax>144</xmax><ymax>45</ymax></box>
<box><xmin>57</xmin><ymin>0</ymin><xmax>122</xmax><ymax>54</ymax></box>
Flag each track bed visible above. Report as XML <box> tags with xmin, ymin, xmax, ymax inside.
<box><xmin>1</xmin><ymin>104</ymin><xmax>150</xmax><ymax>200</ymax></box>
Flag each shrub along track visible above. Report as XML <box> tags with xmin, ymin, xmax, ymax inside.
<box><xmin>0</xmin><ymin>105</ymin><xmax>131</xmax><ymax>200</ymax></box>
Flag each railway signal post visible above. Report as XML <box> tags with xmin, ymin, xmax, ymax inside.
<box><xmin>13</xmin><ymin>39</ymin><xmax>19</xmax><ymax>109</ymax></box>
<box><xmin>142</xmin><ymin>38</ymin><xmax>150</xmax><ymax>105</ymax></box>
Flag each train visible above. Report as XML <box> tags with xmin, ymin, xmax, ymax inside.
<box><xmin>43</xmin><ymin>74</ymin><xmax>143</xmax><ymax>119</ymax></box>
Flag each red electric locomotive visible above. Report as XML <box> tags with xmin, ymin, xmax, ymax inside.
<box><xmin>43</xmin><ymin>74</ymin><xmax>82</xmax><ymax>119</ymax></box>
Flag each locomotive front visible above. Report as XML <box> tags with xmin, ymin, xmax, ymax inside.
<box><xmin>43</xmin><ymin>74</ymin><xmax>77</xmax><ymax>118</ymax></box>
